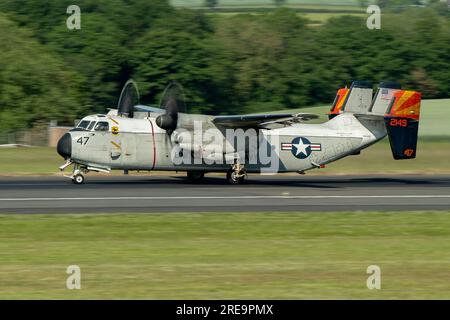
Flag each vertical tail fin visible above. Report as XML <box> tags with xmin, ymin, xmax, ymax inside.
<box><xmin>384</xmin><ymin>90</ymin><xmax>421</xmax><ymax>159</ymax></box>
<box><xmin>328</xmin><ymin>88</ymin><xmax>350</xmax><ymax>119</ymax></box>
<box><xmin>369</xmin><ymin>82</ymin><xmax>401</xmax><ymax>115</ymax></box>
<box><xmin>328</xmin><ymin>81</ymin><xmax>373</xmax><ymax>119</ymax></box>
<box><xmin>341</xmin><ymin>81</ymin><xmax>373</xmax><ymax>114</ymax></box>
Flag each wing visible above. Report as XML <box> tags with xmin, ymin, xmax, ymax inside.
<box><xmin>134</xmin><ymin>104</ymin><xmax>164</xmax><ymax>113</ymax></box>
<box><xmin>212</xmin><ymin>113</ymin><xmax>319</xmax><ymax>128</ymax></box>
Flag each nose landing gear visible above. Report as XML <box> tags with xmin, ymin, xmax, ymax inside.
<box><xmin>59</xmin><ymin>158</ymin><xmax>113</xmax><ymax>184</ymax></box>
<box><xmin>72</xmin><ymin>173</ymin><xmax>85</xmax><ymax>184</ymax></box>
<box><xmin>71</xmin><ymin>165</ymin><xmax>86</xmax><ymax>184</ymax></box>
<box><xmin>60</xmin><ymin>162</ymin><xmax>86</xmax><ymax>184</ymax></box>
<box><xmin>60</xmin><ymin>161</ymin><xmax>112</xmax><ymax>184</ymax></box>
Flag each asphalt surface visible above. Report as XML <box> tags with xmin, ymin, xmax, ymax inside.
<box><xmin>0</xmin><ymin>174</ymin><xmax>449</xmax><ymax>214</ymax></box>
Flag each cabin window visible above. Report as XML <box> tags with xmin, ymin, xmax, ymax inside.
<box><xmin>87</xmin><ymin>121</ymin><xmax>96</xmax><ymax>131</ymax></box>
<box><xmin>94</xmin><ymin>122</ymin><xmax>109</xmax><ymax>132</ymax></box>
<box><xmin>77</xmin><ymin>120</ymin><xmax>90</xmax><ymax>129</ymax></box>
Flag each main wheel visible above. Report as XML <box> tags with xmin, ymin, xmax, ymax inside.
<box><xmin>186</xmin><ymin>171</ymin><xmax>205</xmax><ymax>183</ymax></box>
<box><xmin>72</xmin><ymin>174</ymin><xmax>85</xmax><ymax>185</ymax></box>
<box><xmin>226</xmin><ymin>170</ymin><xmax>245</xmax><ymax>185</ymax></box>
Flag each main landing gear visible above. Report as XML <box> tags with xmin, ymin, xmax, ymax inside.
<box><xmin>226</xmin><ymin>163</ymin><xmax>247</xmax><ymax>185</ymax></box>
<box><xmin>186</xmin><ymin>171</ymin><xmax>205</xmax><ymax>183</ymax></box>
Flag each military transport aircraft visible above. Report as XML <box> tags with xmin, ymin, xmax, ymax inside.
<box><xmin>57</xmin><ymin>80</ymin><xmax>421</xmax><ymax>184</ymax></box>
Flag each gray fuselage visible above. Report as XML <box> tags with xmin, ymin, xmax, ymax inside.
<box><xmin>64</xmin><ymin>112</ymin><xmax>386</xmax><ymax>174</ymax></box>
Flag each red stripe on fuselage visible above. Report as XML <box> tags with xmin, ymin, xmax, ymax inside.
<box><xmin>148</xmin><ymin>119</ymin><xmax>156</xmax><ymax>170</ymax></box>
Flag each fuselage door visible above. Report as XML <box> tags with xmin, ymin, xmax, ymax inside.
<box><xmin>89</xmin><ymin>121</ymin><xmax>111</xmax><ymax>165</ymax></box>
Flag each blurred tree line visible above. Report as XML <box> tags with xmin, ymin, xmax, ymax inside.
<box><xmin>0</xmin><ymin>0</ymin><xmax>449</xmax><ymax>133</ymax></box>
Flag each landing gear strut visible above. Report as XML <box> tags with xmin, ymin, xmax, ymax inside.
<box><xmin>226</xmin><ymin>163</ymin><xmax>246</xmax><ymax>185</ymax></box>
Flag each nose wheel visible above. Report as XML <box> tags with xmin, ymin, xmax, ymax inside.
<box><xmin>72</xmin><ymin>173</ymin><xmax>85</xmax><ymax>185</ymax></box>
<box><xmin>69</xmin><ymin>164</ymin><xmax>86</xmax><ymax>185</ymax></box>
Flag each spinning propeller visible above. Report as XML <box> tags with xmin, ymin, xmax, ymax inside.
<box><xmin>155</xmin><ymin>81</ymin><xmax>186</xmax><ymax>135</ymax></box>
<box><xmin>117</xmin><ymin>79</ymin><xmax>140</xmax><ymax>118</ymax></box>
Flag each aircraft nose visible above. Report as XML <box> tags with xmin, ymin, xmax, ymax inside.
<box><xmin>57</xmin><ymin>133</ymin><xmax>72</xmax><ymax>159</ymax></box>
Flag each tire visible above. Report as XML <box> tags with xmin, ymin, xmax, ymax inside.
<box><xmin>72</xmin><ymin>174</ymin><xmax>85</xmax><ymax>185</ymax></box>
<box><xmin>186</xmin><ymin>171</ymin><xmax>205</xmax><ymax>183</ymax></box>
<box><xmin>226</xmin><ymin>170</ymin><xmax>245</xmax><ymax>185</ymax></box>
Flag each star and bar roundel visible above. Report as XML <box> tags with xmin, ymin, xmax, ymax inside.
<box><xmin>281</xmin><ymin>137</ymin><xmax>322</xmax><ymax>159</ymax></box>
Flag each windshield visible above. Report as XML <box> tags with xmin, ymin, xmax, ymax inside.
<box><xmin>77</xmin><ymin>120</ymin><xmax>91</xmax><ymax>129</ymax></box>
<box><xmin>87</xmin><ymin>121</ymin><xmax>96</xmax><ymax>131</ymax></box>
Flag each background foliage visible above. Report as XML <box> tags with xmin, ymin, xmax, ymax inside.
<box><xmin>0</xmin><ymin>0</ymin><xmax>448</xmax><ymax>133</ymax></box>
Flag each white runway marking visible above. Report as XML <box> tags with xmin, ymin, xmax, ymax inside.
<box><xmin>0</xmin><ymin>184</ymin><xmax>65</xmax><ymax>187</ymax></box>
<box><xmin>0</xmin><ymin>195</ymin><xmax>449</xmax><ymax>201</ymax></box>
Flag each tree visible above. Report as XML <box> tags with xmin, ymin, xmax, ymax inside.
<box><xmin>274</xmin><ymin>0</ymin><xmax>287</xmax><ymax>6</ymax></box>
<box><xmin>130</xmin><ymin>11</ymin><xmax>215</xmax><ymax>112</ymax></box>
<box><xmin>0</xmin><ymin>16</ymin><xmax>85</xmax><ymax>133</ymax></box>
<box><xmin>0</xmin><ymin>0</ymin><xmax>172</xmax><ymax>113</ymax></box>
<box><xmin>377</xmin><ymin>0</ymin><xmax>391</xmax><ymax>8</ymax></box>
<box><xmin>358</xmin><ymin>0</ymin><xmax>369</xmax><ymax>8</ymax></box>
<box><xmin>0</xmin><ymin>1</ymin><xmax>448</xmax><ymax>129</ymax></box>
<box><xmin>205</xmin><ymin>0</ymin><xmax>218</xmax><ymax>8</ymax></box>
<box><xmin>44</xmin><ymin>13</ymin><xmax>128</xmax><ymax>112</ymax></box>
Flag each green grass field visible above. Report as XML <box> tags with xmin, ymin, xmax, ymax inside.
<box><xmin>1</xmin><ymin>211</ymin><xmax>450</xmax><ymax>299</ymax></box>
<box><xmin>0</xmin><ymin>147</ymin><xmax>61</xmax><ymax>175</ymax></box>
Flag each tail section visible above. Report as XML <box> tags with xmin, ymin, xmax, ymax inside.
<box><xmin>327</xmin><ymin>81</ymin><xmax>421</xmax><ymax>160</ymax></box>
<box><xmin>369</xmin><ymin>82</ymin><xmax>401</xmax><ymax>115</ymax></box>
<box><xmin>328</xmin><ymin>88</ymin><xmax>350</xmax><ymax>119</ymax></box>
<box><xmin>329</xmin><ymin>81</ymin><xmax>403</xmax><ymax>118</ymax></box>
<box><xmin>341</xmin><ymin>81</ymin><xmax>373</xmax><ymax>114</ymax></box>
<box><xmin>328</xmin><ymin>81</ymin><xmax>373</xmax><ymax>119</ymax></box>
<box><xmin>384</xmin><ymin>90</ymin><xmax>421</xmax><ymax>159</ymax></box>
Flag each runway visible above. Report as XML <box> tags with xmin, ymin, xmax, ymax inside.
<box><xmin>0</xmin><ymin>174</ymin><xmax>449</xmax><ymax>213</ymax></box>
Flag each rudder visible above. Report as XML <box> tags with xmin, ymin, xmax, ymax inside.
<box><xmin>384</xmin><ymin>90</ymin><xmax>421</xmax><ymax>160</ymax></box>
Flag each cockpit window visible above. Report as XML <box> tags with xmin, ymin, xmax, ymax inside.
<box><xmin>87</xmin><ymin>121</ymin><xmax>96</xmax><ymax>131</ymax></box>
<box><xmin>94</xmin><ymin>122</ymin><xmax>109</xmax><ymax>131</ymax></box>
<box><xmin>77</xmin><ymin>120</ymin><xmax>91</xmax><ymax>129</ymax></box>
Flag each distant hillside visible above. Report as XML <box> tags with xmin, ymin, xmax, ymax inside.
<box><xmin>171</xmin><ymin>0</ymin><xmax>367</xmax><ymax>7</ymax></box>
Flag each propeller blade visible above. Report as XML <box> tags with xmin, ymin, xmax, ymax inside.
<box><xmin>118</xmin><ymin>79</ymin><xmax>140</xmax><ymax>118</ymax></box>
<box><xmin>155</xmin><ymin>81</ymin><xmax>186</xmax><ymax>134</ymax></box>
